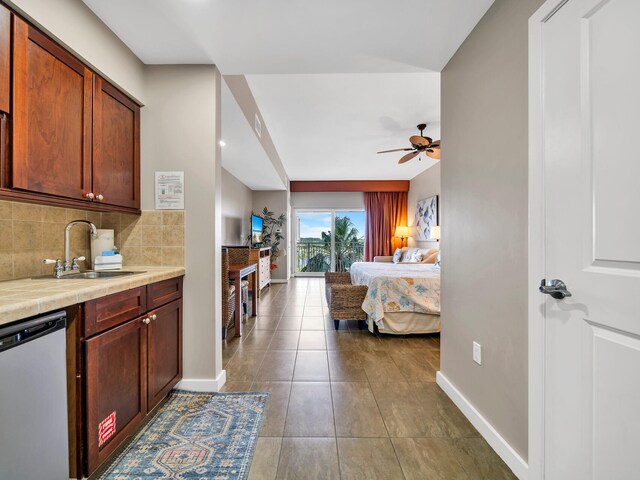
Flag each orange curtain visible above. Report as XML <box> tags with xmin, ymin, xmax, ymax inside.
<box><xmin>364</xmin><ymin>192</ymin><xmax>407</xmax><ymax>261</ymax></box>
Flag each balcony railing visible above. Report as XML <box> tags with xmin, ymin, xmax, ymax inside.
<box><xmin>296</xmin><ymin>241</ymin><xmax>365</xmax><ymax>273</ymax></box>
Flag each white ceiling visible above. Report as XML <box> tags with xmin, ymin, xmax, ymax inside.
<box><xmin>221</xmin><ymin>80</ymin><xmax>285</xmax><ymax>190</ymax></box>
<box><xmin>83</xmin><ymin>0</ymin><xmax>493</xmax><ymax>183</ymax></box>
<box><xmin>247</xmin><ymin>73</ymin><xmax>441</xmax><ymax>180</ymax></box>
<box><xmin>82</xmin><ymin>0</ymin><xmax>493</xmax><ymax>74</ymax></box>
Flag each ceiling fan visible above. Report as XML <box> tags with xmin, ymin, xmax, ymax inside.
<box><xmin>377</xmin><ymin>123</ymin><xmax>440</xmax><ymax>164</ymax></box>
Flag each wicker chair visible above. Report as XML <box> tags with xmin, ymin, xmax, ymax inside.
<box><xmin>221</xmin><ymin>248</ymin><xmax>237</xmax><ymax>339</ymax></box>
<box><xmin>226</xmin><ymin>246</ymin><xmax>251</xmax><ymax>316</ymax></box>
<box><xmin>325</xmin><ymin>272</ymin><xmax>368</xmax><ymax>330</ymax></box>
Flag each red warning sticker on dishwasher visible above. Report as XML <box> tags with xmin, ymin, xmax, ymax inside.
<box><xmin>98</xmin><ymin>411</ymin><xmax>116</xmax><ymax>447</ymax></box>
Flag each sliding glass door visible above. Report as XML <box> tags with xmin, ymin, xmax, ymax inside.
<box><xmin>294</xmin><ymin>209</ymin><xmax>365</xmax><ymax>276</ymax></box>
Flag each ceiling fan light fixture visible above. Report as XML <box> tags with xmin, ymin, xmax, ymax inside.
<box><xmin>379</xmin><ymin>123</ymin><xmax>440</xmax><ymax>165</ymax></box>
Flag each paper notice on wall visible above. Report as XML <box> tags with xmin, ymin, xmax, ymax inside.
<box><xmin>155</xmin><ymin>171</ymin><xmax>185</xmax><ymax>210</ymax></box>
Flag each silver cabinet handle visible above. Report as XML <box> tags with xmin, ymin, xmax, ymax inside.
<box><xmin>85</xmin><ymin>192</ymin><xmax>94</xmax><ymax>200</ymax></box>
<box><xmin>142</xmin><ymin>317</ymin><xmax>150</xmax><ymax>324</ymax></box>
<box><xmin>96</xmin><ymin>194</ymin><xmax>104</xmax><ymax>201</ymax></box>
<box><xmin>149</xmin><ymin>314</ymin><xmax>157</xmax><ymax>321</ymax></box>
<box><xmin>539</xmin><ymin>279</ymin><xmax>572</xmax><ymax>299</ymax></box>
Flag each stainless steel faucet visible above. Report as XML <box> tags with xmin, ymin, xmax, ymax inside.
<box><xmin>64</xmin><ymin>220</ymin><xmax>98</xmax><ymax>271</ymax></box>
<box><xmin>44</xmin><ymin>220</ymin><xmax>98</xmax><ymax>278</ymax></box>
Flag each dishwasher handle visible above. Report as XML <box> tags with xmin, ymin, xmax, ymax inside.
<box><xmin>0</xmin><ymin>311</ymin><xmax>66</xmax><ymax>353</ymax></box>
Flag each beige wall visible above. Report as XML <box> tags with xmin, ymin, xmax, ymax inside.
<box><xmin>141</xmin><ymin>65</ymin><xmax>222</xmax><ymax>385</ymax></box>
<box><xmin>6</xmin><ymin>0</ymin><xmax>146</xmax><ymax>103</ymax></box>
<box><xmin>253</xmin><ymin>190</ymin><xmax>290</xmax><ymax>281</ymax></box>
<box><xmin>440</xmin><ymin>0</ymin><xmax>544</xmax><ymax>460</ymax></box>
<box><xmin>290</xmin><ymin>192</ymin><xmax>364</xmax><ymax>211</ymax></box>
<box><xmin>222</xmin><ymin>168</ymin><xmax>254</xmax><ymax>246</ymax></box>
<box><xmin>408</xmin><ymin>163</ymin><xmax>440</xmax><ymax>250</ymax></box>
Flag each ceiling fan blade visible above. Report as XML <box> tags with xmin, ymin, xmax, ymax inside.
<box><xmin>426</xmin><ymin>147</ymin><xmax>441</xmax><ymax>159</ymax></box>
<box><xmin>427</xmin><ymin>140</ymin><xmax>441</xmax><ymax>148</ymax></box>
<box><xmin>409</xmin><ymin>135</ymin><xmax>429</xmax><ymax>147</ymax></box>
<box><xmin>377</xmin><ymin>148</ymin><xmax>414</xmax><ymax>154</ymax></box>
<box><xmin>398</xmin><ymin>151</ymin><xmax>419</xmax><ymax>164</ymax></box>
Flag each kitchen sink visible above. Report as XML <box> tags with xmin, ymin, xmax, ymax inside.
<box><xmin>59</xmin><ymin>271</ymin><xmax>144</xmax><ymax>279</ymax></box>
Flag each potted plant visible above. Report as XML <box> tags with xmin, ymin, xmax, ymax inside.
<box><xmin>251</xmin><ymin>207</ymin><xmax>286</xmax><ymax>270</ymax></box>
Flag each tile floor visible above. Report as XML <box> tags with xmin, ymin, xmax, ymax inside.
<box><xmin>222</xmin><ymin>277</ymin><xmax>516</xmax><ymax>480</ymax></box>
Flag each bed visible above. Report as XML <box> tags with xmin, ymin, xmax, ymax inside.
<box><xmin>349</xmin><ymin>259</ymin><xmax>440</xmax><ymax>335</ymax></box>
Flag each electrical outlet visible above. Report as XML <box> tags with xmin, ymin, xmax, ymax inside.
<box><xmin>473</xmin><ymin>341</ymin><xmax>482</xmax><ymax>365</ymax></box>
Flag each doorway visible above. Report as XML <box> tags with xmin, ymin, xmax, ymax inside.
<box><xmin>293</xmin><ymin>209</ymin><xmax>365</xmax><ymax>276</ymax></box>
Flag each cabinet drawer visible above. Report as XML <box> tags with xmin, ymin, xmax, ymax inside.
<box><xmin>84</xmin><ymin>287</ymin><xmax>147</xmax><ymax>337</ymax></box>
<box><xmin>147</xmin><ymin>276</ymin><xmax>183</xmax><ymax>310</ymax></box>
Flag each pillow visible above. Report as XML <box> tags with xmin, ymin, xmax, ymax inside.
<box><xmin>392</xmin><ymin>248</ymin><xmax>403</xmax><ymax>264</ymax></box>
<box><xmin>434</xmin><ymin>251</ymin><xmax>441</xmax><ymax>269</ymax></box>
<box><xmin>419</xmin><ymin>248</ymin><xmax>439</xmax><ymax>263</ymax></box>
<box><xmin>423</xmin><ymin>251</ymin><xmax>439</xmax><ymax>264</ymax></box>
<box><xmin>400</xmin><ymin>248</ymin><xmax>422</xmax><ymax>263</ymax></box>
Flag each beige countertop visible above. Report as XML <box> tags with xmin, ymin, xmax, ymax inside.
<box><xmin>0</xmin><ymin>266</ymin><xmax>186</xmax><ymax>327</ymax></box>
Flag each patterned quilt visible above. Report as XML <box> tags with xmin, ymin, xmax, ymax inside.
<box><xmin>349</xmin><ymin>262</ymin><xmax>441</xmax><ymax>325</ymax></box>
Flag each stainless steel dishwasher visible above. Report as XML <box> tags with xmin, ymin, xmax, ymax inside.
<box><xmin>0</xmin><ymin>311</ymin><xmax>69</xmax><ymax>480</ymax></box>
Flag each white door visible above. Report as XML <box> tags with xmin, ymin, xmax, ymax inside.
<box><xmin>541</xmin><ymin>0</ymin><xmax>640</xmax><ymax>478</ymax></box>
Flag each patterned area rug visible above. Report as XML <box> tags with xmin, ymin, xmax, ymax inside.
<box><xmin>99</xmin><ymin>390</ymin><xmax>269</xmax><ymax>480</ymax></box>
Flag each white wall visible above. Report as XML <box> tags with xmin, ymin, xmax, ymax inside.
<box><xmin>290</xmin><ymin>192</ymin><xmax>364</xmax><ymax>210</ymax></box>
<box><xmin>7</xmin><ymin>0</ymin><xmax>146</xmax><ymax>103</ymax></box>
<box><xmin>142</xmin><ymin>65</ymin><xmax>222</xmax><ymax>386</ymax></box>
<box><xmin>408</xmin><ymin>163</ymin><xmax>440</xmax><ymax>249</ymax></box>
<box><xmin>253</xmin><ymin>190</ymin><xmax>290</xmax><ymax>281</ymax></box>
<box><xmin>440</xmin><ymin>0</ymin><xmax>545</xmax><ymax>460</ymax></box>
<box><xmin>222</xmin><ymin>168</ymin><xmax>254</xmax><ymax>246</ymax></box>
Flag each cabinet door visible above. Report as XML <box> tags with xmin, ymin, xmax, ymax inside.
<box><xmin>147</xmin><ymin>299</ymin><xmax>183</xmax><ymax>411</ymax></box>
<box><xmin>85</xmin><ymin>316</ymin><xmax>147</xmax><ymax>475</ymax></box>
<box><xmin>0</xmin><ymin>4</ymin><xmax>10</xmax><ymax>114</ymax></box>
<box><xmin>12</xmin><ymin>18</ymin><xmax>92</xmax><ymax>200</ymax></box>
<box><xmin>93</xmin><ymin>76</ymin><xmax>140</xmax><ymax>209</ymax></box>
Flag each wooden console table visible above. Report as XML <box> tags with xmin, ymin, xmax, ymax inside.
<box><xmin>228</xmin><ymin>263</ymin><xmax>258</xmax><ymax>336</ymax></box>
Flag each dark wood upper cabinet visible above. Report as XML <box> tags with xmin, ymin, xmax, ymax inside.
<box><xmin>0</xmin><ymin>7</ymin><xmax>141</xmax><ymax>213</ymax></box>
<box><xmin>11</xmin><ymin>17</ymin><xmax>92</xmax><ymax>201</ymax></box>
<box><xmin>0</xmin><ymin>4</ymin><xmax>10</xmax><ymax>114</ymax></box>
<box><xmin>93</xmin><ymin>76</ymin><xmax>140</xmax><ymax>209</ymax></box>
<box><xmin>85</xmin><ymin>316</ymin><xmax>147</xmax><ymax>474</ymax></box>
<box><xmin>147</xmin><ymin>299</ymin><xmax>183</xmax><ymax>411</ymax></box>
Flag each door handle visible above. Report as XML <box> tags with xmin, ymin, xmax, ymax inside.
<box><xmin>539</xmin><ymin>279</ymin><xmax>572</xmax><ymax>299</ymax></box>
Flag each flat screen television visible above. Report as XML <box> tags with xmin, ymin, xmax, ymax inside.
<box><xmin>251</xmin><ymin>214</ymin><xmax>264</xmax><ymax>245</ymax></box>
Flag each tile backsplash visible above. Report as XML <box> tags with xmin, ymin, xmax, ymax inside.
<box><xmin>0</xmin><ymin>200</ymin><xmax>184</xmax><ymax>281</ymax></box>
<box><xmin>101</xmin><ymin>210</ymin><xmax>184</xmax><ymax>268</ymax></box>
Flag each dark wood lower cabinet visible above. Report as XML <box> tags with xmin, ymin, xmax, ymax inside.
<box><xmin>147</xmin><ymin>300</ymin><xmax>183</xmax><ymax>411</ymax></box>
<box><xmin>85</xmin><ymin>316</ymin><xmax>147</xmax><ymax>473</ymax></box>
<box><xmin>80</xmin><ymin>277</ymin><xmax>183</xmax><ymax>477</ymax></box>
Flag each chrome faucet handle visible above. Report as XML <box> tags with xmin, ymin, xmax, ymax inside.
<box><xmin>71</xmin><ymin>256</ymin><xmax>86</xmax><ymax>271</ymax></box>
<box><xmin>43</xmin><ymin>259</ymin><xmax>64</xmax><ymax>278</ymax></box>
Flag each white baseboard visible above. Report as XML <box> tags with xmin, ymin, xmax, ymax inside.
<box><xmin>177</xmin><ymin>370</ymin><xmax>227</xmax><ymax>392</ymax></box>
<box><xmin>436</xmin><ymin>371</ymin><xmax>529</xmax><ymax>480</ymax></box>
<box><xmin>270</xmin><ymin>279</ymin><xmax>288</xmax><ymax>284</ymax></box>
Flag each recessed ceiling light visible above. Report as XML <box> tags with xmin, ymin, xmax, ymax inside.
<box><xmin>219</xmin><ymin>140</ymin><xmax>226</xmax><ymax>147</ymax></box>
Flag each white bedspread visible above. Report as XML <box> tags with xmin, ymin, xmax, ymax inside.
<box><xmin>349</xmin><ymin>262</ymin><xmax>441</xmax><ymax>325</ymax></box>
